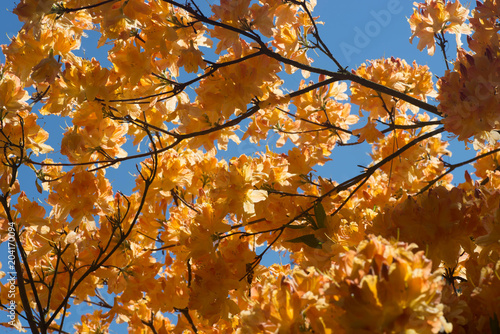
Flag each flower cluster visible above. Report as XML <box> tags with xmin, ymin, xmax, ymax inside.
<box><xmin>351</xmin><ymin>57</ymin><xmax>436</xmax><ymax>118</ymax></box>
<box><xmin>409</xmin><ymin>0</ymin><xmax>471</xmax><ymax>55</ymax></box>
<box><xmin>437</xmin><ymin>1</ymin><xmax>500</xmax><ymax>144</ymax></box>
<box><xmin>239</xmin><ymin>236</ymin><xmax>451</xmax><ymax>334</ymax></box>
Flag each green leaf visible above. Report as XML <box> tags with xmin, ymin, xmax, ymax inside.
<box><xmin>285</xmin><ymin>234</ymin><xmax>323</xmax><ymax>249</ymax></box>
<box><xmin>287</xmin><ymin>224</ymin><xmax>308</xmax><ymax>229</ymax></box>
<box><xmin>303</xmin><ymin>212</ymin><xmax>318</xmax><ymax>230</ymax></box>
<box><xmin>490</xmin><ymin>314</ymin><xmax>500</xmax><ymax>334</ymax></box>
<box><xmin>35</xmin><ymin>180</ymin><xmax>43</xmax><ymax>194</ymax></box>
<box><xmin>314</xmin><ymin>202</ymin><xmax>327</xmax><ymax>229</ymax></box>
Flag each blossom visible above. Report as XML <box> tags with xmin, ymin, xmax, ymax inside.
<box><xmin>331</xmin><ymin>235</ymin><xmax>452</xmax><ymax>334</ymax></box>
<box><xmin>409</xmin><ymin>0</ymin><xmax>471</xmax><ymax>55</ymax></box>
<box><xmin>438</xmin><ymin>48</ymin><xmax>500</xmax><ymax>143</ymax></box>
<box><xmin>352</xmin><ymin>118</ymin><xmax>384</xmax><ymax>144</ymax></box>
<box><xmin>0</xmin><ymin>71</ymin><xmax>29</xmax><ymax>112</ymax></box>
<box><xmin>276</xmin><ymin>78</ymin><xmax>358</xmax><ymax>158</ymax></box>
<box><xmin>468</xmin><ymin>0</ymin><xmax>500</xmax><ymax>52</ymax></box>
<box><xmin>239</xmin><ymin>236</ymin><xmax>452</xmax><ymax>333</ymax></box>
<box><xmin>368</xmin><ymin>116</ymin><xmax>451</xmax><ymax>193</ymax></box>
<box><xmin>30</xmin><ymin>49</ymin><xmax>61</xmax><ymax>84</ymax></box>
<box><xmin>370</xmin><ymin>186</ymin><xmax>483</xmax><ymax>268</ymax></box>
<box><xmin>351</xmin><ymin>57</ymin><xmax>436</xmax><ymax>119</ymax></box>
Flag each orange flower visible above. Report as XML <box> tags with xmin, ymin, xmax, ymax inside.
<box><xmin>409</xmin><ymin>0</ymin><xmax>471</xmax><ymax>55</ymax></box>
<box><xmin>277</xmin><ymin>78</ymin><xmax>357</xmax><ymax>158</ymax></box>
<box><xmin>368</xmin><ymin>118</ymin><xmax>451</xmax><ymax>193</ymax></box>
<box><xmin>351</xmin><ymin>57</ymin><xmax>436</xmax><ymax>119</ymax></box>
<box><xmin>468</xmin><ymin>0</ymin><xmax>500</xmax><ymax>53</ymax></box>
<box><xmin>30</xmin><ymin>50</ymin><xmax>61</xmax><ymax>84</ymax></box>
<box><xmin>177</xmin><ymin>41</ymin><xmax>206</xmax><ymax>73</ymax></box>
<box><xmin>370</xmin><ymin>186</ymin><xmax>483</xmax><ymax>268</ymax></box>
<box><xmin>438</xmin><ymin>48</ymin><xmax>500</xmax><ymax>144</ymax></box>
<box><xmin>0</xmin><ymin>72</ymin><xmax>29</xmax><ymax>112</ymax></box>
<box><xmin>331</xmin><ymin>235</ymin><xmax>452</xmax><ymax>334</ymax></box>
<box><xmin>47</xmin><ymin>169</ymin><xmax>113</xmax><ymax>227</ymax></box>
<box><xmin>352</xmin><ymin>118</ymin><xmax>384</xmax><ymax>143</ymax></box>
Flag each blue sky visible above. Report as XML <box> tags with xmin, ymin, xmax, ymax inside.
<box><xmin>0</xmin><ymin>0</ymin><xmax>478</xmax><ymax>332</ymax></box>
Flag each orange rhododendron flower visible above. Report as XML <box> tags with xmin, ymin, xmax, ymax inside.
<box><xmin>331</xmin><ymin>235</ymin><xmax>452</xmax><ymax>333</ymax></box>
<box><xmin>409</xmin><ymin>0</ymin><xmax>471</xmax><ymax>55</ymax></box>
<box><xmin>438</xmin><ymin>48</ymin><xmax>500</xmax><ymax>144</ymax></box>
<box><xmin>351</xmin><ymin>57</ymin><xmax>436</xmax><ymax>119</ymax></box>
<box><xmin>30</xmin><ymin>49</ymin><xmax>61</xmax><ymax>84</ymax></box>
<box><xmin>370</xmin><ymin>186</ymin><xmax>484</xmax><ymax>268</ymax></box>
<box><xmin>0</xmin><ymin>71</ymin><xmax>29</xmax><ymax>112</ymax></box>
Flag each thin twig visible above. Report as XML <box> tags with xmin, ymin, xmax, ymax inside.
<box><xmin>417</xmin><ymin>146</ymin><xmax>500</xmax><ymax>195</ymax></box>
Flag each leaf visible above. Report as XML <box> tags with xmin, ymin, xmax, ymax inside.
<box><xmin>287</xmin><ymin>224</ymin><xmax>308</xmax><ymax>229</ymax></box>
<box><xmin>490</xmin><ymin>314</ymin><xmax>500</xmax><ymax>334</ymax></box>
<box><xmin>35</xmin><ymin>179</ymin><xmax>43</xmax><ymax>194</ymax></box>
<box><xmin>285</xmin><ymin>234</ymin><xmax>323</xmax><ymax>249</ymax></box>
<box><xmin>314</xmin><ymin>202</ymin><xmax>327</xmax><ymax>229</ymax></box>
<box><xmin>304</xmin><ymin>213</ymin><xmax>318</xmax><ymax>229</ymax></box>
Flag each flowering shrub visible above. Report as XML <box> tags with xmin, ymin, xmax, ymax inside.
<box><xmin>0</xmin><ymin>0</ymin><xmax>499</xmax><ymax>333</ymax></box>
